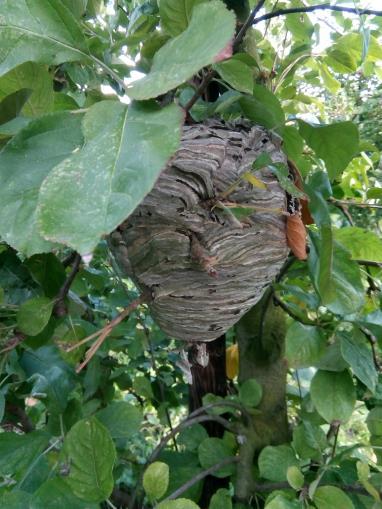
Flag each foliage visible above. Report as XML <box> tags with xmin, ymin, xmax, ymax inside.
<box><xmin>0</xmin><ymin>1</ymin><xmax>382</xmax><ymax>508</ymax></box>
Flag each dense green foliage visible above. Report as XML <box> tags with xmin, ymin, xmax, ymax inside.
<box><xmin>0</xmin><ymin>1</ymin><xmax>382</xmax><ymax>508</ymax></box>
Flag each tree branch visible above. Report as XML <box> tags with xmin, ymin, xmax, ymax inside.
<box><xmin>252</xmin><ymin>4</ymin><xmax>382</xmax><ymax>26</ymax></box>
<box><xmin>234</xmin><ymin>0</ymin><xmax>267</xmax><ymax>49</ymax></box>
<box><xmin>252</xmin><ymin>481</ymin><xmax>382</xmax><ymax>498</ymax></box>
<box><xmin>360</xmin><ymin>326</ymin><xmax>381</xmax><ymax>371</ymax></box>
<box><xmin>54</xmin><ymin>252</ymin><xmax>82</xmax><ymax>317</ymax></box>
<box><xmin>329</xmin><ymin>198</ymin><xmax>382</xmax><ymax>210</ymax></box>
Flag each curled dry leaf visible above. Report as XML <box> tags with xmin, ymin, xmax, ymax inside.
<box><xmin>287</xmin><ymin>213</ymin><xmax>308</xmax><ymax>260</ymax></box>
<box><xmin>287</xmin><ymin>159</ymin><xmax>314</xmax><ymax>225</ymax></box>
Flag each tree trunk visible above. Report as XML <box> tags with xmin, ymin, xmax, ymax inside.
<box><xmin>234</xmin><ymin>291</ymin><xmax>290</xmax><ymax>503</ymax></box>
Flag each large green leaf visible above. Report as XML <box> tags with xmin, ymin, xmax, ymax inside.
<box><xmin>298</xmin><ymin>120</ymin><xmax>359</xmax><ymax>180</ymax></box>
<box><xmin>0</xmin><ymin>88</ymin><xmax>32</xmax><ymax>125</ymax></box>
<box><xmin>0</xmin><ymin>111</ymin><xmax>84</xmax><ymax>255</ymax></box>
<box><xmin>258</xmin><ymin>445</ymin><xmax>299</xmax><ymax>482</ymax></box>
<box><xmin>340</xmin><ymin>330</ymin><xmax>378</xmax><ymax>393</ymax></box>
<box><xmin>0</xmin><ymin>491</ymin><xmax>32</xmax><ymax>508</ymax></box>
<box><xmin>209</xmin><ymin>489</ymin><xmax>232</xmax><ymax>509</ymax></box>
<box><xmin>285</xmin><ymin>322</ymin><xmax>326</xmax><ymax>369</ymax></box>
<box><xmin>157</xmin><ymin>500</ymin><xmax>200</xmax><ymax>509</ymax></box>
<box><xmin>0</xmin><ymin>63</ymin><xmax>54</xmax><ymax>116</ymax></box>
<box><xmin>31</xmin><ymin>478</ymin><xmax>98</xmax><ymax>509</ymax></box>
<box><xmin>240</xmin><ymin>85</ymin><xmax>285</xmax><ymax>131</ymax></box>
<box><xmin>314</xmin><ymin>486</ymin><xmax>354</xmax><ymax>509</ymax></box>
<box><xmin>17</xmin><ymin>296</ymin><xmax>54</xmax><ymax>336</ymax></box>
<box><xmin>127</xmin><ymin>1</ymin><xmax>235</xmax><ymax>100</ymax></box>
<box><xmin>63</xmin><ymin>417</ymin><xmax>116</xmax><ymax>502</ymax></box>
<box><xmin>37</xmin><ymin>100</ymin><xmax>183</xmax><ymax>253</ymax></box>
<box><xmin>159</xmin><ymin>0</ymin><xmax>206</xmax><ymax>36</ymax></box>
<box><xmin>310</xmin><ymin>370</ymin><xmax>356</xmax><ymax>423</ymax></box>
<box><xmin>95</xmin><ymin>401</ymin><xmax>142</xmax><ymax>439</ymax></box>
<box><xmin>143</xmin><ymin>461</ymin><xmax>169</xmax><ymax>501</ymax></box>
<box><xmin>198</xmin><ymin>437</ymin><xmax>235</xmax><ymax>478</ymax></box>
<box><xmin>334</xmin><ymin>226</ymin><xmax>382</xmax><ymax>263</ymax></box>
<box><xmin>0</xmin><ymin>430</ymin><xmax>50</xmax><ymax>477</ymax></box>
<box><xmin>292</xmin><ymin>422</ymin><xmax>327</xmax><ymax>461</ymax></box>
<box><xmin>20</xmin><ymin>346</ymin><xmax>77</xmax><ymax>414</ymax></box>
<box><xmin>214</xmin><ymin>55</ymin><xmax>254</xmax><ymax>94</ymax></box>
<box><xmin>0</xmin><ymin>0</ymin><xmax>89</xmax><ymax>76</ymax></box>
<box><xmin>308</xmin><ymin>232</ymin><xmax>364</xmax><ymax>316</ymax></box>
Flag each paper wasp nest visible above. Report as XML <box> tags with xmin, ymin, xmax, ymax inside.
<box><xmin>109</xmin><ymin>120</ymin><xmax>289</xmax><ymax>341</ymax></box>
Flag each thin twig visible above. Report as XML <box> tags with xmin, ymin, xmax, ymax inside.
<box><xmin>74</xmin><ymin>296</ymin><xmax>145</xmax><ymax>373</ymax></box>
<box><xmin>356</xmin><ymin>259</ymin><xmax>382</xmax><ymax>268</ymax></box>
<box><xmin>0</xmin><ymin>332</ymin><xmax>26</xmax><ymax>354</ymax></box>
<box><xmin>360</xmin><ymin>326</ymin><xmax>381</xmax><ymax>371</ymax></box>
<box><xmin>273</xmin><ymin>294</ymin><xmax>317</xmax><ymax>326</ymax></box>
<box><xmin>234</xmin><ymin>0</ymin><xmax>267</xmax><ymax>50</ymax></box>
<box><xmin>251</xmin><ymin>481</ymin><xmax>381</xmax><ymax>497</ymax></box>
<box><xmin>149</xmin><ymin>414</ymin><xmax>235</xmax><ymax>464</ymax></box>
<box><xmin>161</xmin><ymin>456</ymin><xmax>239</xmax><ymax>502</ymax></box>
<box><xmin>54</xmin><ymin>253</ymin><xmax>82</xmax><ymax>317</ymax></box>
<box><xmin>252</xmin><ymin>4</ymin><xmax>382</xmax><ymax>26</ymax></box>
<box><xmin>329</xmin><ymin>198</ymin><xmax>382</xmax><ymax>210</ymax></box>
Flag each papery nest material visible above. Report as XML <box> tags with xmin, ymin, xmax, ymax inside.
<box><xmin>109</xmin><ymin>119</ymin><xmax>289</xmax><ymax>342</ymax></box>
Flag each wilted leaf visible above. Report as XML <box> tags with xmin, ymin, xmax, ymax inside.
<box><xmin>286</xmin><ymin>214</ymin><xmax>307</xmax><ymax>260</ymax></box>
<box><xmin>226</xmin><ymin>344</ymin><xmax>239</xmax><ymax>380</ymax></box>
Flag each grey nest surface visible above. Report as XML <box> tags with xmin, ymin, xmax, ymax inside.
<box><xmin>109</xmin><ymin>119</ymin><xmax>289</xmax><ymax>342</ymax></box>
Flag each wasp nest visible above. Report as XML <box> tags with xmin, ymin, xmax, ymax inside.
<box><xmin>109</xmin><ymin>120</ymin><xmax>289</xmax><ymax>342</ymax></box>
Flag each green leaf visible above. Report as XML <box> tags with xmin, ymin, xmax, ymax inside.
<box><xmin>298</xmin><ymin>120</ymin><xmax>359</xmax><ymax>180</ymax></box>
<box><xmin>214</xmin><ymin>56</ymin><xmax>254</xmax><ymax>94</ymax></box>
<box><xmin>31</xmin><ymin>478</ymin><xmax>98</xmax><ymax>509</ymax></box>
<box><xmin>0</xmin><ymin>430</ymin><xmax>50</xmax><ymax>477</ymax></box>
<box><xmin>17</xmin><ymin>296</ymin><xmax>54</xmax><ymax>336</ymax></box>
<box><xmin>258</xmin><ymin>445</ymin><xmax>299</xmax><ymax>482</ymax></box>
<box><xmin>285</xmin><ymin>13</ymin><xmax>314</xmax><ymax>43</ymax></box>
<box><xmin>20</xmin><ymin>346</ymin><xmax>76</xmax><ymax>414</ymax></box>
<box><xmin>238</xmin><ymin>378</ymin><xmax>262</xmax><ymax>407</ymax></box>
<box><xmin>286</xmin><ymin>322</ymin><xmax>326</xmax><ymax>369</ymax></box>
<box><xmin>310</xmin><ymin>370</ymin><xmax>356</xmax><ymax>423</ymax></box>
<box><xmin>265</xmin><ymin>495</ymin><xmax>303</xmax><ymax>509</ymax></box>
<box><xmin>308</xmin><ymin>232</ymin><xmax>364</xmax><ymax>316</ymax></box>
<box><xmin>133</xmin><ymin>375</ymin><xmax>154</xmax><ymax>400</ymax></box>
<box><xmin>313</xmin><ymin>486</ymin><xmax>354</xmax><ymax>509</ymax></box>
<box><xmin>177</xmin><ymin>424</ymin><xmax>209</xmax><ymax>452</ymax></box>
<box><xmin>317</xmin><ymin>61</ymin><xmax>341</xmax><ymax>94</ymax></box>
<box><xmin>95</xmin><ymin>401</ymin><xmax>142</xmax><ymax>439</ymax></box>
<box><xmin>63</xmin><ymin>417</ymin><xmax>116</xmax><ymax>503</ymax></box>
<box><xmin>286</xmin><ymin>465</ymin><xmax>304</xmax><ymax>490</ymax></box>
<box><xmin>0</xmin><ymin>111</ymin><xmax>84</xmax><ymax>255</ymax></box>
<box><xmin>209</xmin><ymin>488</ymin><xmax>232</xmax><ymax>509</ymax></box>
<box><xmin>240</xmin><ymin>85</ymin><xmax>285</xmax><ymax>131</ymax></box>
<box><xmin>37</xmin><ymin>100</ymin><xmax>183</xmax><ymax>254</ymax></box>
<box><xmin>143</xmin><ymin>461</ymin><xmax>169</xmax><ymax>501</ymax></box>
<box><xmin>281</xmin><ymin>125</ymin><xmax>304</xmax><ymax>161</ymax></box>
<box><xmin>334</xmin><ymin>226</ymin><xmax>382</xmax><ymax>263</ymax></box>
<box><xmin>0</xmin><ymin>88</ymin><xmax>32</xmax><ymax>125</ymax></box>
<box><xmin>0</xmin><ymin>491</ymin><xmax>32</xmax><ymax>508</ymax></box>
<box><xmin>340</xmin><ymin>330</ymin><xmax>378</xmax><ymax>393</ymax></box>
<box><xmin>25</xmin><ymin>253</ymin><xmax>66</xmax><ymax>298</ymax></box>
<box><xmin>0</xmin><ymin>0</ymin><xmax>89</xmax><ymax>76</ymax></box>
<box><xmin>292</xmin><ymin>422</ymin><xmax>327</xmax><ymax>461</ymax></box>
<box><xmin>198</xmin><ymin>437</ymin><xmax>235</xmax><ymax>478</ymax></box>
<box><xmin>159</xmin><ymin>0</ymin><xmax>206</xmax><ymax>36</ymax></box>
<box><xmin>366</xmin><ymin>407</ymin><xmax>382</xmax><ymax>437</ymax></box>
<box><xmin>269</xmin><ymin>163</ymin><xmax>305</xmax><ymax>198</ymax></box>
<box><xmin>0</xmin><ymin>62</ymin><xmax>54</xmax><ymax>116</ymax></box>
<box><xmin>157</xmin><ymin>499</ymin><xmax>201</xmax><ymax>509</ymax></box>
<box><xmin>128</xmin><ymin>1</ymin><xmax>235</xmax><ymax>100</ymax></box>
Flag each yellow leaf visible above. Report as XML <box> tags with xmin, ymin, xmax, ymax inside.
<box><xmin>242</xmin><ymin>171</ymin><xmax>267</xmax><ymax>189</ymax></box>
<box><xmin>226</xmin><ymin>344</ymin><xmax>239</xmax><ymax>379</ymax></box>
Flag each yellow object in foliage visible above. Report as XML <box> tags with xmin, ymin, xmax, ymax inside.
<box><xmin>226</xmin><ymin>343</ymin><xmax>239</xmax><ymax>379</ymax></box>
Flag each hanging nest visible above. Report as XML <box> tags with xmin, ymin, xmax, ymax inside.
<box><xmin>109</xmin><ymin>119</ymin><xmax>289</xmax><ymax>342</ymax></box>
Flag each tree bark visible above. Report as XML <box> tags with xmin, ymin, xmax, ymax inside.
<box><xmin>234</xmin><ymin>291</ymin><xmax>290</xmax><ymax>503</ymax></box>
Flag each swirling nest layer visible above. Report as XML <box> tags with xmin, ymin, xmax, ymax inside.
<box><xmin>110</xmin><ymin>120</ymin><xmax>289</xmax><ymax>342</ymax></box>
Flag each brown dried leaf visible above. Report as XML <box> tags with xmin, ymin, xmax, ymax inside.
<box><xmin>287</xmin><ymin>214</ymin><xmax>307</xmax><ymax>260</ymax></box>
